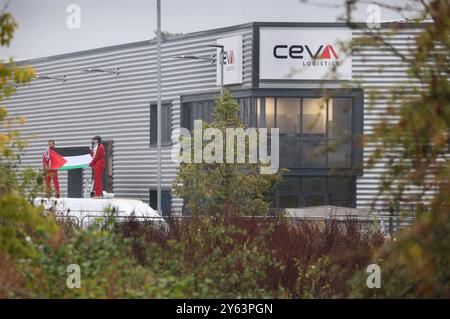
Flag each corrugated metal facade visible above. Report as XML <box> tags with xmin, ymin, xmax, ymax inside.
<box><xmin>352</xmin><ymin>27</ymin><xmax>423</xmax><ymax>210</ymax></box>
<box><xmin>3</xmin><ymin>22</ymin><xmax>423</xmax><ymax>211</ymax></box>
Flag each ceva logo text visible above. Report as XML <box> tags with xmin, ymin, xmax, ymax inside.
<box><xmin>223</xmin><ymin>50</ymin><xmax>235</xmax><ymax>65</ymax></box>
<box><xmin>273</xmin><ymin>44</ymin><xmax>339</xmax><ymax>60</ymax></box>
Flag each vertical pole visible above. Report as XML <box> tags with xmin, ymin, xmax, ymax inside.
<box><xmin>156</xmin><ymin>0</ymin><xmax>162</xmax><ymax>216</ymax></box>
<box><xmin>388</xmin><ymin>203</ymin><xmax>394</xmax><ymax>237</ymax></box>
<box><xmin>220</xmin><ymin>47</ymin><xmax>224</xmax><ymax>98</ymax></box>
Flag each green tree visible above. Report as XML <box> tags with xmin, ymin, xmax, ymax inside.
<box><xmin>0</xmin><ymin>4</ymin><xmax>35</xmax><ymax>138</ymax></box>
<box><xmin>0</xmin><ymin>4</ymin><xmax>53</xmax><ymax>263</ymax></box>
<box><xmin>0</xmin><ymin>4</ymin><xmax>36</xmax><ymax>197</ymax></box>
<box><xmin>173</xmin><ymin>91</ymin><xmax>285</xmax><ymax>215</ymax></box>
<box><xmin>153</xmin><ymin>30</ymin><xmax>184</xmax><ymax>41</ymax></box>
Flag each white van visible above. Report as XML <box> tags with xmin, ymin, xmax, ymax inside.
<box><xmin>34</xmin><ymin>197</ymin><xmax>166</xmax><ymax>227</ymax></box>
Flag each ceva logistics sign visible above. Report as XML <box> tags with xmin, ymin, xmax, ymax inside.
<box><xmin>216</xmin><ymin>35</ymin><xmax>243</xmax><ymax>86</ymax></box>
<box><xmin>259</xmin><ymin>27</ymin><xmax>352</xmax><ymax>80</ymax></box>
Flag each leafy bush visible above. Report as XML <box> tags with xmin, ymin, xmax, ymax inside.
<box><xmin>17</xmin><ymin>221</ymin><xmax>154</xmax><ymax>298</ymax></box>
<box><xmin>120</xmin><ymin>215</ymin><xmax>384</xmax><ymax>298</ymax></box>
<box><xmin>350</xmin><ymin>208</ymin><xmax>450</xmax><ymax>298</ymax></box>
<box><xmin>0</xmin><ymin>194</ymin><xmax>56</xmax><ymax>259</ymax></box>
<box><xmin>0</xmin><ymin>205</ymin><xmax>397</xmax><ymax>299</ymax></box>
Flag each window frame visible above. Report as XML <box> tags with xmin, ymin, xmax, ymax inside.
<box><xmin>150</xmin><ymin>102</ymin><xmax>172</xmax><ymax>147</ymax></box>
<box><xmin>260</xmin><ymin>96</ymin><xmax>354</xmax><ymax>170</ymax></box>
<box><xmin>149</xmin><ymin>188</ymin><xmax>172</xmax><ymax>216</ymax></box>
<box><xmin>180</xmin><ymin>88</ymin><xmax>364</xmax><ymax>176</ymax></box>
<box><xmin>275</xmin><ymin>175</ymin><xmax>356</xmax><ymax>208</ymax></box>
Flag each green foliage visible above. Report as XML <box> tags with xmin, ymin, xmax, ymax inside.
<box><xmin>0</xmin><ymin>4</ymin><xmax>39</xmax><ymax>200</ymax></box>
<box><xmin>1</xmin><ymin>208</ymin><xmax>383</xmax><ymax>298</ymax></box>
<box><xmin>295</xmin><ymin>256</ymin><xmax>334</xmax><ymax>298</ymax></box>
<box><xmin>173</xmin><ymin>91</ymin><xmax>285</xmax><ymax>216</ymax></box>
<box><xmin>0</xmin><ymin>159</ymin><xmax>44</xmax><ymax>199</ymax></box>
<box><xmin>17</xmin><ymin>222</ymin><xmax>154</xmax><ymax>298</ymax></box>
<box><xmin>153</xmin><ymin>30</ymin><xmax>184</xmax><ymax>40</ymax></box>
<box><xmin>0</xmin><ymin>194</ymin><xmax>57</xmax><ymax>259</ymax></box>
<box><xmin>0</xmin><ymin>5</ymin><xmax>17</xmax><ymax>47</ymax></box>
<box><xmin>136</xmin><ymin>217</ymin><xmax>287</xmax><ymax>298</ymax></box>
<box><xmin>0</xmin><ymin>8</ymin><xmax>35</xmax><ymax>139</ymax></box>
<box><xmin>0</xmin><ymin>5</ymin><xmax>56</xmax><ymax>298</ymax></box>
<box><xmin>350</xmin><ymin>208</ymin><xmax>450</xmax><ymax>298</ymax></box>
<box><xmin>119</xmin><ymin>216</ymin><xmax>383</xmax><ymax>299</ymax></box>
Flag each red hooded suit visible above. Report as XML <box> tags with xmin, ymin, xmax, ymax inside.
<box><xmin>89</xmin><ymin>144</ymin><xmax>105</xmax><ymax>197</ymax></box>
<box><xmin>42</xmin><ymin>148</ymin><xmax>60</xmax><ymax>197</ymax></box>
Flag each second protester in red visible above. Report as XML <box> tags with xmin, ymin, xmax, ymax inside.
<box><xmin>89</xmin><ymin>135</ymin><xmax>105</xmax><ymax>198</ymax></box>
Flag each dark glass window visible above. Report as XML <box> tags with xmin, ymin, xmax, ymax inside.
<box><xmin>182</xmin><ymin>100</ymin><xmax>215</xmax><ymax>131</ymax></box>
<box><xmin>192</xmin><ymin>102</ymin><xmax>201</xmax><ymax>122</ymax></box>
<box><xmin>329</xmin><ymin>193</ymin><xmax>350</xmax><ymax>207</ymax></box>
<box><xmin>238</xmin><ymin>98</ymin><xmax>256</xmax><ymax>127</ymax></box>
<box><xmin>265</xmin><ymin>98</ymin><xmax>275</xmax><ymax>129</ymax></box>
<box><xmin>277</xmin><ymin>98</ymin><xmax>301</xmax><ymax>136</ymax></box>
<box><xmin>180</xmin><ymin>90</ymin><xmax>362</xmax><ymax>210</ymax></box>
<box><xmin>150</xmin><ymin>103</ymin><xmax>171</xmax><ymax>146</ymax></box>
<box><xmin>277</xmin><ymin>176</ymin><xmax>301</xmax><ymax>192</ymax></box>
<box><xmin>193</xmin><ymin>101</ymin><xmax>212</xmax><ymax>123</ymax></box>
<box><xmin>279</xmin><ymin>195</ymin><xmax>299</xmax><ymax>208</ymax></box>
<box><xmin>304</xmin><ymin>194</ymin><xmax>325</xmax><ymax>207</ymax></box>
<box><xmin>302</xmin><ymin>177</ymin><xmax>326</xmax><ymax>193</ymax></box>
<box><xmin>181</xmin><ymin>102</ymin><xmax>192</xmax><ymax>130</ymax></box>
<box><xmin>328</xmin><ymin>98</ymin><xmax>352</xmax><ymax>138</ymax></box>
<box><xmin>329</xmin><ymin>177</ymin><xmax>351</xmax><ymax>207</ymax></box>
<box><xmin>275</xmin><ymin>176</ymin><xmax>354</xmax><ymax>208</ymax></box>
<box><xmin>301</xmin><ymin>98</ymin><xmax>327</xmax><ymax>168</ymax></box>
<box><xmin>181</xmin><ymin>94</ymin><xmax>355</xmax><ymax>170</ymax></box>
<box><xmin>256</xmin><ymin>98</ymin><xmax>262</xmax><ymax>127</ymax></box>
<box><xmin>302</xmin><ymin>140</ymin><xmax>326</xmax><ymax>167</ymax></box>
<box><xmin>328</xmin><ymin>98</ymin><xmax>352</xmax><ymax>167</ymax></box>
<box><xmin>328</xmin><ymin>141</ymin><xmax>351</xmax><ymax>167</ymax></box>
<box><xmin>254</xmin><ymin>97</ymin><xmax>354</xmax><ymax>169</ymax></box>
<box><xmin>280</xmin><ymin>138</ymin><xmax>301</xmax><ymax>168</ymax></box>
<box><xmin>329</xmin><ymin>177</ymin><xmax>350</xmax><ymax>192</ymax></box>
<box><xmin>302</xmin><ymin>98</ymin><xmax>327</xmax><ymax>137</ymax></box>
<box><xmin>246</xmin><ymin>99</ymin><xmax>252</xmax><ymax>126</ymax></box>
<box><xmin>149</xmin><ymin>189</ymin><xmax>172</xmax><ymax>216</ymax></box>
<box><xmin>204</xmin><ymin>101</ymin><xmax>214</xmax><ymax>123</ymax></box>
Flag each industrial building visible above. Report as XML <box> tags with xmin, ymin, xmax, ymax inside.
<box><xmin>4</xmin><ymin>22</ymin><xmax>423</xmax><ymax>214</ymax></box>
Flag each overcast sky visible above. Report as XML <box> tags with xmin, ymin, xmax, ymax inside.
<box><xmin>0</xmin><ymin>0</ymin><xmax>420</xmax><ymax>61</ymax></box>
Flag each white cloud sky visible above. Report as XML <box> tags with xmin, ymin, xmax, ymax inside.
<box><xmin>0</xmin><ymin>0</ymin><xmax>421</xmax><ymax>60</ymax></box>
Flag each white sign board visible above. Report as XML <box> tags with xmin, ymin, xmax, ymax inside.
<box><xmin>216</xmin><ymin>35</ymin><xmax>243</xmax><ymax>86</ymax></box>
<box><xmin>259</xmin><ymin>28</ymin><xmax>352</xmax><ymax>80</ymax></box>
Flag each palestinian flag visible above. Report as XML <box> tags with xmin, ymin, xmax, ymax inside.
<box><xmin>49</xmin><ymin>147</ymin><xmax>91</xmax><ymax>170</ymax></box>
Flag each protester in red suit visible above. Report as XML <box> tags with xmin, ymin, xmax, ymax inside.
<box><xmin>89</xmin><ymin>136</ymin><xmax>105</xmax><ymax>198</ymax></box>
<box><xmin>42</xmin><ymin>139</ymin><xmax>60</xmax><ymax>198</ymax></box>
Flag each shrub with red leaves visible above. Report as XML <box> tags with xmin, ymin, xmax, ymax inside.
<box><xmin>120</xmin><ymin>214</ymin><xmax>384</xmax><ymax>298</ymax></box>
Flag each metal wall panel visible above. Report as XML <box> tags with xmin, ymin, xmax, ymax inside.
<box><xmin>352</xmin><ymin>28</ymin><xmax>423</xmax><ymax>210</ymax></box>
